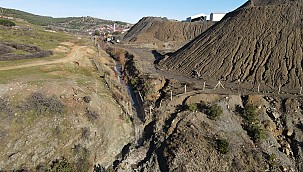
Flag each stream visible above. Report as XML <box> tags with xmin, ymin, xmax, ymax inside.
<box><xmin>115</xmin><ymin>62</ymin><xmax>145</xmax><ymax>146</ymax></box>
<box><xmin>115</xmin><ymin>62</ymin><xmax>145</xmax><ymax>121</ymax></box>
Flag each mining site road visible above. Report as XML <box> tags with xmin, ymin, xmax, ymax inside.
<box><xmin>120</xmin><ymin>45</ymin><xmax>303</xmax><ymax>98</ymax></box>
<box><xmin>0</xmin><ymin>45</ymin><xmax>85</xmax><ymax>71</ymax></box>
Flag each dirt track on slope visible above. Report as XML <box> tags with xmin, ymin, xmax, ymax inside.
<box><xmin>0</xmin><ymin>44</ymin><xmax>88</xmax><ymax>71</ymax></box>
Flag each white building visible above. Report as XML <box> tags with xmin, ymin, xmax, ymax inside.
<box><xmin>186</xmin><ymin>13</ymin><xmax>209</xmax><ymax>22</ymax></box>
<box><xmin>186</xmin><ymin>12</ymin><xmax>226</xmax><ymax>22</ymax></box>
<box><xmin>210</xmin><ymin>13</ymin><xmax>226</xmax><ymax>22</ymax></box>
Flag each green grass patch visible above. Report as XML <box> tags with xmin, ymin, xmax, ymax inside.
<box><xmin>0</xmin><ymin>20</ymin><xmax>72</xmax><ymax>50</ymax></box>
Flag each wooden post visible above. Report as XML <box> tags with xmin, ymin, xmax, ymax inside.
<box><xmin>160</xmin><ymin>99</ymin><xmax>162</xmax><ymax>108</ymax></box>
<box><xmin>214</xmin><ymin>81</ymin><xmax>225</xmax><ymax>89</ymax></box>
<box><xmin>203</xmin><ymin>82</ymin><xmax>206</xmax><ymax>91</ymax></box>
<box><xmin>95</xmin><ymin>79</ymin><xmax>98</xmax><ymax>94</ymax></box>
<box><xmin>300</xmin><ymin>87</ymin><xmax>302</xmax><ymax>95</ymax></box>
<box><xmin>258</xmin><ymin>83</ymin><xmax>260</xmax><ymax>93</ymax></box>
<box><xmin>170</xmin><ymin>90</ymin><xmax>173</xmax><ymax>101</ymax></box>
<box><xmin>138</xmin><ymin>91</ymin><xmax>144</xmax><ymax>102</ymax></box>
<box><xmin>278</xmin><ymin>84</ymin><xmax>281</xmax><ymax>94</ymax></box>
<box><xmin>150</xmin><ymin>105</ymin><xmax>152</xmax><ymax>115</ymax></box>
<box><xmin>184</xmin><ymin>84</ymin><xmax>187</xmax><ymax>93</ymax></box>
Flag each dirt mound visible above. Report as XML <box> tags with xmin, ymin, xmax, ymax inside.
<box><xmin>123</xmin><ymin>17</ymin><xmax>214</xmax><ymax>50</ymax></box>
<box><xmin>159</xmin><ymin>0</ymin><xmax>303</xmax><ymax>89</ymax></box>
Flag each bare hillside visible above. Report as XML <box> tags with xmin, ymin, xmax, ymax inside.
<box><xmin>159</xmin><ymin>0</ymin><xmax>303</xmax><ymax>89</ymax></box>
<box><xmin>123</xmin><ymin>17</ymin><xmax>214</xmax><ymax>50</ymax></box>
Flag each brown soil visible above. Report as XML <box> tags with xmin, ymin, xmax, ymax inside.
<box><xmin>123</xmin><ymin>17</ymin><xmax>214</xmax><ymax>50</ymax></box>
<box><xmin>159</xmin><ymin>0</ymin><xmax>303</xmax><ymax>89</ymax></box>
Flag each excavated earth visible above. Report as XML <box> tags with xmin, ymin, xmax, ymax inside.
<box><xmin>159</xmin><ymin>0</ymin><xmax>303</xmax><ymax>90</ymax></box>
<box><xmin>122</xmin><ymin>17</ymin><xmax>214</xmax><ymax>50</ymax></box>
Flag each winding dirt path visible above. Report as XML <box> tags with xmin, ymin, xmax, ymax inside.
<box><xmin>0</xmin><ymin>45</ymin><xmax>85</xmax><ymax>71</ymax></box>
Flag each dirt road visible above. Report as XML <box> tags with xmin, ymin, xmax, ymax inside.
<box><xmin>0</xmin><ymin>45</ymin><xmax>86</xmax><ymax>71</ymax></box>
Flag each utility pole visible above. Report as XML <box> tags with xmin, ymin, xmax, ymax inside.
<box><xmin>300</xmin><ymin>87</ymin><xmax>302</xmax><ymax>95</ymax></box>
<box><xmin>170</xmin><ymin>90</ymin><xmax>173</xmax><ymax>101</ymax></box>
<box><xmin>278</xmin><ymin>84</ymin><xmax>281</xmax><ymax>94</ymax></box>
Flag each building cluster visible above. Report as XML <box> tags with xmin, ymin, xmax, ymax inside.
<box><xmin>186</xmin><ymin>13</ymin><xmax>226</xmax><ymax>22</ymax></box>
<box><xmin>89</xmin><ymin>23</ymin><xmax>132</xmax><ymax>36</ymax></box>
<box><xmin>0</xmin><ymin>15</ymin><xmax>14</xmax><ymax>20</ymax></box>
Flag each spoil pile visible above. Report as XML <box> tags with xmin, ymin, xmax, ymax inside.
<box><xmin>123</xmin><ymin>17</ymin><xmax>214</xmax><ymax>50</ymax></box>
<box><xmin>160</xmin><ymin>0</ymin><xmax>303</xmax><ymax>89</ymax></box>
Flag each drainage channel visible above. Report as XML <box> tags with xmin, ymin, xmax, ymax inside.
<box><xmin>115</xmin><ymin>61</ymin><xmax>145</xmax><ymax>145</ymax></box>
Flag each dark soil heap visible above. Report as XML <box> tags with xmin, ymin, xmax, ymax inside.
<box><xmin>123</xmin><ymin>17</ymin><xmax>214</xmax><ymax>50</ymax></box>
<box><xmin>159</xmin><ymin>0</ymin><xmax>303</xmax><ymax>89</ymax></box>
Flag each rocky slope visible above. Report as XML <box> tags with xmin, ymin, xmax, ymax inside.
<box><xmin>113</xmin><ymin>85</ymin><xmax>303</xmax><ymax>172</ymax></box>
<box><xmin>0</xmin><ymin>24</ymin><xmax>134</xmax><ymax>171</ymax></box>
<box><xmin>122</xmin><ymin>17</ymin><xmax>214</xmax><ymax>50</ymax></box>
<box><xmin>159</xmin><ymin>0</ymin><xmax>303</xmax><ymax>90</ymax></box>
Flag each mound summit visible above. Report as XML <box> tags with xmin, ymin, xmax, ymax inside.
<box><xmin>160</xmin><ymin>0</ymin><xmax>303</xmax><ymax>89</ymax></box>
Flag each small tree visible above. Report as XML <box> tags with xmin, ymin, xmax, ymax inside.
<box><xmin>207</xmin><ymin>104</ymin><xmax>223</xmax><ymax>120</ymax></box>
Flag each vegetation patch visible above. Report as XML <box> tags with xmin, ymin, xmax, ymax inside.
<box><xmin>50</xmin><ymin>158</ymin><xmax>76</xmax><ymax>172</ymax></box>
<box><xmin>0</xmin><ymin>98</ymin><xmax>14</xmax><ymax>116</ymax></box>
<box><xmin>18</xmin><ymin>92</ymin><xmax>66</xmax><ymax>116</ymax></box>
<box><xmin>240</xmin><ymin>104</ymin><xmax>267</xmax><ymax>142</ymax></box>
<box><xmin>0</xmin><ymin>19</ymin><xmax>16</xmax><ymax>27</ymax></box>
<box><xmin>216</xmin><ymin>139</ymin><xmax>229</xmax><ymax>154</ymax></box>
<box><xmin>0</xmin><ymin>42</ymin><xmax>53</xmax><ymax>61</ymax></box>
<box><xmin>188</xmin><ymin>103</ymin><xmax>198</xmax><ymax>112</ymax></box>
<box><xmin>207</xmin><ymin>104</ymin><xmax>223</xmax><ymax>120</ymax></box>
<box><xmin>85</xmin><ymin>109</ymin><xmax>99</xmax><ymax>123</ymax></box>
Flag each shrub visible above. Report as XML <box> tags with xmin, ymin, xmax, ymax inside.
<box><xmin>83</xmin><ymin>96</ymin><xmax>92</xmax><ymax>103</ymax></box>
<box><xmin>243</xmin><ymin>104</ymin><xmax>257</xmax><ymax>123</ymax></box>
<box><xmin>81</xmin><ymin>127</ymin><xmax>90</xmax><ymax>140</ymax></box>
<box><xmin>217</xmin><ymin>139</ymin><xmax>229</xmax><ymax>154</ymax></box>
<box><xmin>175</xmin><ymin>104</ymin><xmax>189</xmax><ymax>112</ymax></box>
<box><xmin>247</xmin><ymin>124</ymin><xmax>266</xmax><ymax>142</ymax></box>
<box><xmin>242</xmin><ymin>104</ymin><xmax>267</xmax><ymax>142</ymax></box>
<box><xmin>188</xmin><ymin>103</ymin><xmax>198</xmax><ymax>112</ymax></box>
<box><xmin>50</xmin><ymin>158</ymin><xmax>75</xmax><ymax>172</ymax></box>
<box><xmin>19</xmin><ymin>92</ymin><xmax>65</xmax><ymax>115</ymax></box>
<box><xmin>207</xmin><ymin>104</ymin><xmax>223</xmax><ymax>120</ymax></box>
<box><xmin>85</xmin><ymin>109</ymin><xmax>99</xmax><ymax>122</ymax></box>
<box><xmin>0</xmin><ymin>98</ymin><xmax>14</xmax><ymax>116</ymax></box>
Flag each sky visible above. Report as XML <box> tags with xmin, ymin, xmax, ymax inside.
<box><xmin>0</xmin><ymin>0</ymin><xmax>248</xmax><ymax>23</ymax></box>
